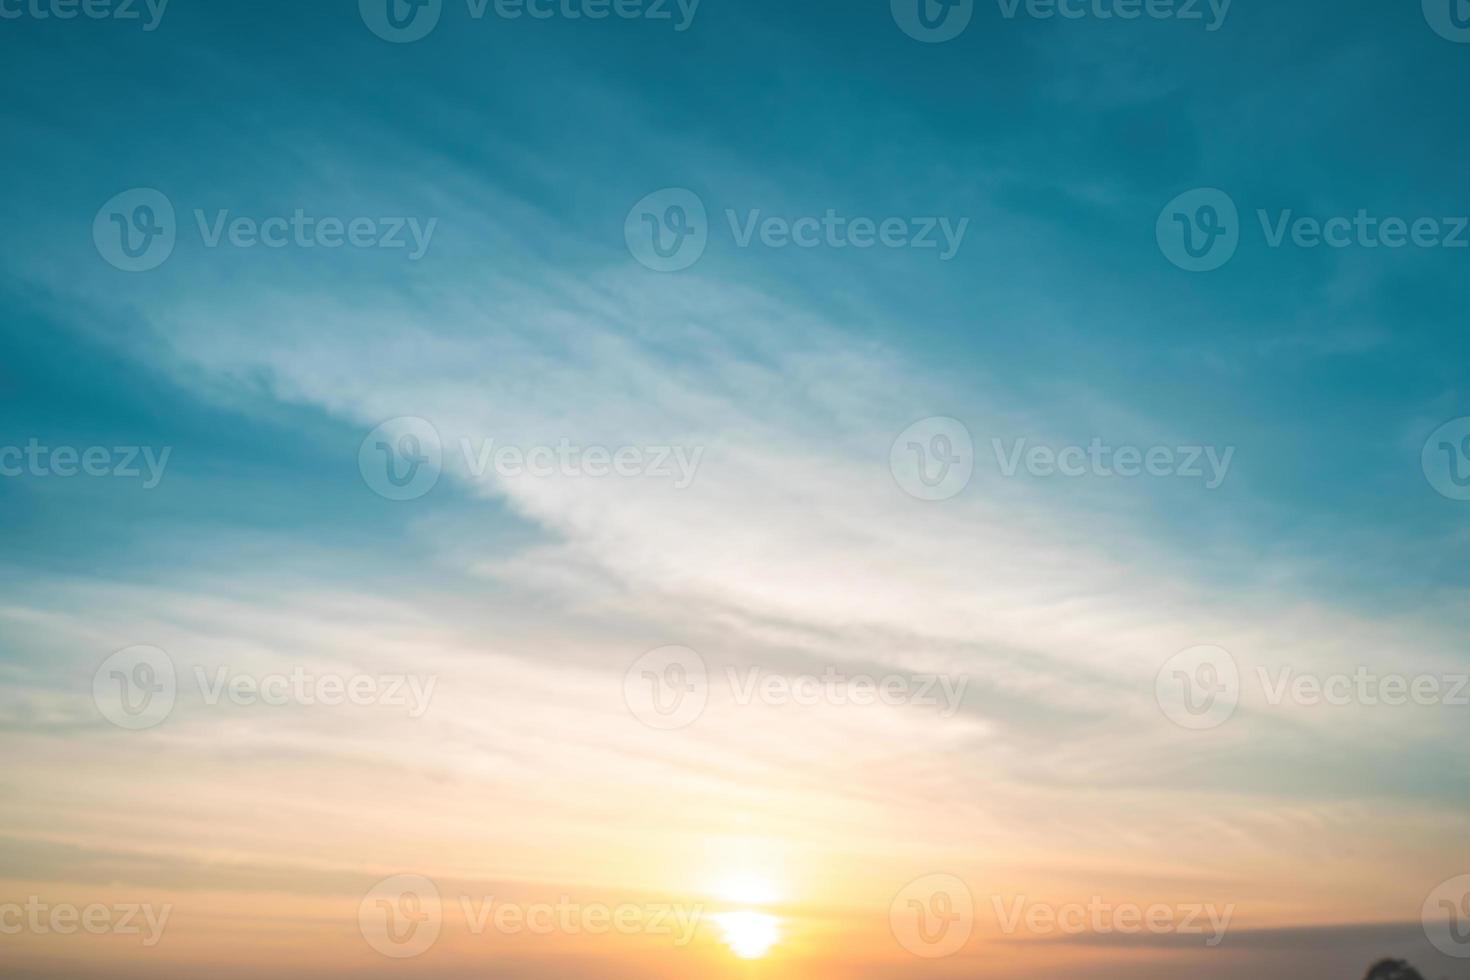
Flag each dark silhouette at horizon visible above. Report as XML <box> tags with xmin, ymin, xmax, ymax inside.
<box><xmin>1365</xmin><ymin>958</ymin><xmax>1425</xmax><ymax>980</ymax></box>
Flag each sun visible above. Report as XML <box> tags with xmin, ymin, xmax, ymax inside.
<box><xmin>707</xmin><ymin>872</ymin><xmax>783</xmax><ymax>959</ymax></box>
<box><xmin>713</xmin><ymin>872</ymin><xmax>781</xmax><ymax>906</ymax></box>
<box><xmin>712</xmin><ymin>910</ymin><xmax>781</xmax><ymax>960</ymax></box>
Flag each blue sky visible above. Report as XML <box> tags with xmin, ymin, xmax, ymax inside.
<box><xmin>3</xmin><ymin>0</ymin><xmax>1466</xmax><ymax>589</ymax></box>
<box><xmin>1</xmin><ymin>1</ymin><xmax>1469</xmax><ymax>977</ymax></box>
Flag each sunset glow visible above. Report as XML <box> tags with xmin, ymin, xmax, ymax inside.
<box><xmin>3</xmin><ymin>3</ymin><xmax>1469</xmax><ymax>980</ymax></box>
<box><xmin>713</xmin><ymin>910</ymin><xmax>782</xmax><ymax>960</ymax></box>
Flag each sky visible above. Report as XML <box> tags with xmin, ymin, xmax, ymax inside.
<box><xmin>1</xmin><ymin>0</ymin><xmax>1469</xmax><ymax>977</ymax></box>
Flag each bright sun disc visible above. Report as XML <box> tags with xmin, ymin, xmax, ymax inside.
<box><xmin>713</xmin><ymin>910</ymin><xmax>780</xmax><ymax>959</ymax></box>
<box><xmin>713</xmin><ymin>872</ymin><xmax>780</xmax><ymax>906</ymax></box>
